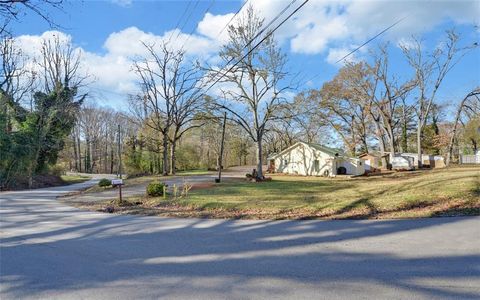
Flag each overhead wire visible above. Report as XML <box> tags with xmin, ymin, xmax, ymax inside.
<box><xmin>216</xmin><ymin>0</ymin><xmax>249</xmax><ymax>38</ymax></box>
<box><xmin>204</xmin><ymin>0</ymin><xmax>311</xmax><ymax>95</ymax></box>
<box><xmin>166</xmin><ymin>1</ymin><xmax>193</xmax><ymax>44</ymax></box>
<box><xmin>173</xmin><ymin>0</ymin><xmax>200</xmax><ymax>41</ymax></box>
<box><xmin>334</xmin><ymin>16</ymin><xmax>408</xmax><ymax>64</ymax></box>
<box><xmin>304</xmin><ymin>15</ymin><xmax>408</xmax><ymax>85</ymax></box>
<box><xmin>206</xmin><ymin>0</ymin><xmax>302</xmax><ymax>92</ymax></box>
<box><xmin>180</xmin><ymin>0</ymin><xmax>216</xmax><ymax>50</ymax></box>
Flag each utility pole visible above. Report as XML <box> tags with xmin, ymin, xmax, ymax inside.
<box><xmin>117</xmin><ymin>124</ymin><xmax>123</xmax><ymax>202</ymax></box>
<box><xmin>217</xmin><ymin>112</ymin><xmax>227</xmax><ymax>183</ymax></box>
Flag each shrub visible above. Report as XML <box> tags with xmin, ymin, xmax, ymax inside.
<box><xmin>98</xmin><ymin>178</ymin><xmax>112</xmax><ymax>187</ymax></box>
<box><xmin>49</xmin><ymin>164</ymin><xmax>66</xmax><ymax>176</ymax></box>
<box><xmin>146</xmin><ymin>182</ymin><xmax>166</xmax><ymax>197</ymax></box>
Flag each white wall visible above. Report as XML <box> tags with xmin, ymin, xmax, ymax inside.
<box><xmin>336</xmin><ymin>158</ymin><xmax>365</xmax><ymax>176</ymax></box>
<box><xmin>274</xmin><ymin>144</ymin><xmax>334</xmax><ymax>176</ymax></box>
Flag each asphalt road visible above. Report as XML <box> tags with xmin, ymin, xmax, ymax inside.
<box><xmin>1</xmin><ymin>178</ymin><xmax>479</xmax><ymax>299</ymax></box>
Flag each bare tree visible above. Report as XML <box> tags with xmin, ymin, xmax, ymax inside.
<box><xmin>370</xmin><ymin>45</ymin><xmax>416</xmax><ymax>156</ymax></box>
<box><xmin>0</xmin><ymin>0</ymin><xmax>64</xmax><ymax>35</ymax></box>
<box><xmin>0</xmin><ymin>37</ymin><xmax>35</xmax><ymax>132</ymax></box>
<box><xmin>38</xmin><ymin>35</ymin><xmax>88</xmax><ymax>93</ymax></box>
<box><xmin>207</xmin><ymin>6</ymin><xmax>291</xmax><ymax>178</ymax></box>
<box><xmin>401</xmin><ymin>30</ymin><xmax>473</xmax><ymax>167</ymax></box>
<box><xmin>446</xmin><ymin>88</ymin><xmax>480</xmax><ymax>166</ymax></box>
<box><xmin>131</xmin><ymin>42</ymin><xmax>204</xmax><ymax>175</ymax></box>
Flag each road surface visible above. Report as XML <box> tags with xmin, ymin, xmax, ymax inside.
<box><xmin>1</xmin><ymin>178</ymin><xmax>479</xmax><ymax>299</ymax></box>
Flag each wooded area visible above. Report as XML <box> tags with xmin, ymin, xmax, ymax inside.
<box><xmin>1</xmin><ymin>2</ymin><xmax>479</xmax><ymax>190</ymax></box>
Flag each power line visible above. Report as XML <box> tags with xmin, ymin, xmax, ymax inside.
<box><xmin>204</xmin><ymin>0</ymin><xmax>310</xmax><ymax>95</ymax></box>
<box><xmin>335</xmin><ymin>16</ymin><xmax>407</xmax><ymax>64</ymax></box>
<box><xmin>216</xmin><ymin>0</ymin><xmax>249</xmax><ymax>38</ymax></box>
<box><xmin>166</xmin><ymin>0</ymin><xmax>193</xmax><ymax>44</ymax></box>
<box><xmin>173</xmin><ymin>0</ymin><xmax>200</xmax><ymax>42</ymax></box>
<box><xmin>304</xmin><ymin>15</ymin><xmax>408</xmax><ymax>85</ymax></box>
<box><xmin>243</xmin><ymin>0</ymin><xmax>297</xmax><ymax>52</ymax></box>
<box><xmin>180</xmin><ymin>0</ymin><xmax>216</xmax><ymax>50</ymax></box>
<box><xmin>207</xmin><ymin>0</ymin><xmax>301</xmax><ymax>90</ymax></box>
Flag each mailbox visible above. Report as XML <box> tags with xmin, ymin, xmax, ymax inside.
<box><xmin>111</xmin><ymin>179</ymin><xmax>123</xmax><ymax>185</ymax></box>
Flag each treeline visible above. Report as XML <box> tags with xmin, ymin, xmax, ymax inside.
<box><xmin>0</xmin><ymin>36</ymin><xmax>88</xmax><ymax>189</ymax></box>
<box><xmin>2</xmin><ymin>5</ymin><xmax>479</xmax><ymax>189</ymax></box>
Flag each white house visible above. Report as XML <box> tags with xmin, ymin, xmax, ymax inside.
<box><xmin>267</xmin><ymin>142</ymin><xmax>365</xmax><ymax>177</ymax></box>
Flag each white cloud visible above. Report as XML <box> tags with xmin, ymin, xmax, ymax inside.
<box><xmin>246</xmin><ymin>0</ymin><xmax>479</xmax><ymax>62</ymax></box>
<box><xmin>197</xmin><ymin>12</ymin><xmax>234</xmax><ymax>43</ymax></box>
<box><xmin>12</xmin><ymin>0</ymin><xmax>478</xmax><ymax>104</ymax></box>
<box><xmin>326</xmin><ymin>47</ymin><xmax>356</xmax><ymax>65</ymax></box>
<box><xmin>13</xmin><ymin>24</ymin><xmax>224</xmax><ymax>105</ymax></box>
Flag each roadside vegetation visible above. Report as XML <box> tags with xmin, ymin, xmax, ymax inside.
<box><xmin>67</xmin><ymin>166</ymin><xmax>479</xmax><ymax>220</ymax></box>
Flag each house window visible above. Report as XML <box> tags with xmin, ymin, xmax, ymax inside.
<box><xmin>314</xmin><ymin>159</ymin><xmax>320</xmax><ymax>172</ymax></box>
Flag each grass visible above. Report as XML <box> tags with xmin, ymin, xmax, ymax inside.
<box><xmin>71</xmin><ymin>166</ymin><xmax>480</xmax><ymax>220</ymax></box>
<box><xmin>60</xmin><ymin>174</ymin><xmax>90</xmax><ymax>185</ymax></box>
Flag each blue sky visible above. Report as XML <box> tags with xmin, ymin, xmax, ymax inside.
<box><xmin>11</xmin><ymin>0</ymin><xmax>480</xmax><ymax>112</ymax></box>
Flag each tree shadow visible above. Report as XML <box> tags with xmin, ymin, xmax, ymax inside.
<box><xmin>2</xmin><ymin>208</ymin><xmax>479</xmax><ymax>298</ymax></box>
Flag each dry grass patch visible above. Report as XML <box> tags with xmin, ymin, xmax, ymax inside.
<box><xmin>71</xmin><ymin>166</ymin><xmax>480</xmax><ymax>220</ymax></box>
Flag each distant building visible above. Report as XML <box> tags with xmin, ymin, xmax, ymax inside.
<box><xmin>358</xmin><ymin>152</ymin><xmax>389</xmax><ymax>172</ymax></box>
<box><xmin>391</xmin><ymin>153</ymin><xmax>446</xmax><ymax>169</ymax></box>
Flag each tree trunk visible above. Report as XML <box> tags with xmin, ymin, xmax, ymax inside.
<box><xmin>446</xmin><ymin>101</ymin><xmax>465</xmax><ymax>166</ymax></box>
<box><xmin>162</xmin><ymin>133</ymin><xmax>169</xmax><ymax>176</ymax></box>
<box><xmin>416</xmin><ymin>121</ymin><xmax>422</xmax><ymax>169</ymax></box>
<box><xmin>401</xmin><ymin>105</ymin><xmax>408</xmax><ymax>152</ymax></box>
<box><xmin>170</xmin><ymin>141</ymin><xmax>176</xmax><ymax>175</ymax></box>
<box><xmin>110</xmin><ymin>148</ymin><xmax>114</xmax><ymax>174</ymax></box>
<box><xmin>72</xmin><ymin>133</ymin><xmax>78</xmax><ymax>172</ymax></box>
<box><xmin>104</xmin><ymin>130</ymin><xmax>109</xmax><ymax>174</ymax></box>
<box><xmin>256</xmin><ymin>136</ymin><xmax>263</xmax><ymax>179</ymax></box>
<box><xmin>386</xmin><ymin>124</ymin><xmax>396</xmax><ymax>155</ymax></box>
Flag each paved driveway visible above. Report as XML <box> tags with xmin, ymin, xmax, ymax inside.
<box><xmin>64</xmin><ymin>166</ymin><xmax>253</xmax><ymax>203</ymax></box>
<box><xmin>1</xmin><ymin>178</ymin><xmax>479</xmax><ymax>299</ymax></box>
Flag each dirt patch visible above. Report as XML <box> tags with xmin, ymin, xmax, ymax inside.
<box><xmin>191</xmin><ymin>182</ymin><xmax>215</xmax><ymax>190</ymax></box>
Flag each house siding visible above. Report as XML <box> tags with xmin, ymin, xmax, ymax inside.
<box><xmin>271</xmin><ymin>142</ymin><xmax>365</xmax><ymax>176</ymax></box>
<box><xmin>273</xmin><ymin>143</ymin><xmax>334</xmax><ymax>176</ymax></box>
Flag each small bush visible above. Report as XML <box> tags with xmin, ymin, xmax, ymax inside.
<box><xmin>146</xmin><ymin>182</ymin><xmax>166</xmax><ymax>197</ymax></box>
<box><xmin>49</xmin><ymin>165</ymin><xmax>66</xmax><ymax>176</ymax></box>
<box><xmin>98</xmin><ymin>178</ymin><xmax>112</xmax><ymax>187</ymax></box>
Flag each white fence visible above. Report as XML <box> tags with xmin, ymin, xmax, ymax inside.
<box><xmin>460</xmin><ymin>155</ymin><xmax>480</xmax><ymax>164</ymax></box>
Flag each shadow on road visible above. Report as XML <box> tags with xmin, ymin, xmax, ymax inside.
<box><xmin>1</xmin><ymin>197</ymin><xmax>479</xmax><ymax>299</ymax></box>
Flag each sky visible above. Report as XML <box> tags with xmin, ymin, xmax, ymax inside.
<box><xmin>10</xmin><ymin>0</ymin><xmax>480</xmax><ymax>112</ymax></box>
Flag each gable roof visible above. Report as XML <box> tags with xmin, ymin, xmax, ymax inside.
<box><xmin>358</xmin><ymin>152</ymin><xmax>389</xmax><ymax>158</ymax></box>
<box><xmin>303</xmin><ymin>142</ymin><xmax>344</xmax><ymax>157</ymax></box>
<box><xmin>268</xmin><ymin>141</ymin><xmax>343</xmax><ymax>159</ymax></box>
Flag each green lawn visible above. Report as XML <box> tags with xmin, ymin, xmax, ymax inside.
<box><xmin>75</xmin><ymin>166</ymin><xmax>480</xmax><ymax>220</ymax></box>
<box><xmin>159</xmin><ymin>166</ymin><xmax>480</xmax><ymax>219</ymax></box>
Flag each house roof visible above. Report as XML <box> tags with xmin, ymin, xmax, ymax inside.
<box><xmin>268</xmin><ymin>141</ymin><xmax>344</xmax><ymax>159</ymax></box>
<box><xmin>303</xmin><ymin>142</ymin><xmax>344</xmax><ymax>157</ymax></box>
<box><xmin>358</xmin><ymin>152</ymin><xmax>389</xmax><ymax>158</ymax></box>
